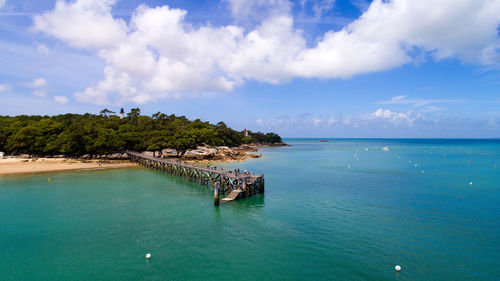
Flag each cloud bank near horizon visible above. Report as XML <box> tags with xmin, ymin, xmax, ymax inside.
<box><xmin>250</xmin><ymin>108</ymin><xmax>500</xmax><ymax>138</ymax></box>
<box><xmin>33</xmin><ymin>0</ymin><xmax>500</xmax><ymax>105</ymax></box>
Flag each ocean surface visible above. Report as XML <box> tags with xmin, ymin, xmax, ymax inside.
<box><xmin>1</xmin><ymin>139</ymin><xmax>499</xmax><ymax>280</ymax></box>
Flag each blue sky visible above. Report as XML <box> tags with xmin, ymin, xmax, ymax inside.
<box><xmin>0</xmin><ymin>0</ymin><xmax>499</xmax><ymax>137</ymax></box>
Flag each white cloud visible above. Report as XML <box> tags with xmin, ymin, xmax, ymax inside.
<box><xmin>29</xmin><ymin>77</ymin><xmax>47</xmax><ymax>88</ymax></box>
<box><xmin>0</xmin><ymin>83</ymin><xmax>11</xmax><ymax>92</ymax></box>
<box><xmin>311</xmin><ymin>0</ymin><xmax>335</xmax><ymax>19</ymax></box>
<box><xmin>33</xmin><ymin>0</ymin><xmax>500</xmax><ymax>105</ymax></box>
<box><xmin>351</xmin><ymin>0</ymin><xmax>370</xmax><ymax>12</ymax></box>
<box><xmin>226</xmin><ymin>0</ymin><xmax>291</xmax><ymax>23</ymax></box>
<box><xmin>0</xmin><ymin>0</ymin><xmax>5</xmax><ymax>10</ymax></box>
<box><xmin>327</xmin><ymin>117</ymin><xmax>336</xmax><ymax>125</ymax></box>
<box><xmin>36</xmin><ymin>43</ymin><xmax>50</xmax><ymax>56</ymax></box>
<box><xmin>312</xmin><ymin>117</ymin><xmax>324</xmax><ymax>127</ymax></box>
<box><xmin>253</xmin><ymin>108</ymin><xmax>425</xmax><ymax>130</ymax></box>
<box><xmin>26</xmin><ymin>78</ymin><xmax>48</xmax><ymax>97</ymax></box>
<box><xmin>369</xmin><ymin>108</ymin><xmax>417</xmax><ymax>126</ymax></box>
<box><xmin>299</xmin><ymin>0</ymin><xmax>336</xmax><ymax>21</ymax></box>
<box><xmin>32</xmin><ymin>0</ymin><xmax>128</xmax><ymax>49</ymax></box>
<box><xmin>377</xmin><ymin>95</ymin><xmax>463</xmax><ymax>107</ymax></box>
<box><xmin>32</xmin><ymin>90</ymin><xmax>47</xmax><ymax>98</ymax></box>
<box><xmin>53</xmin><ymin>95</ymin><xmax>69</xmax><ymax>104</ymax></box>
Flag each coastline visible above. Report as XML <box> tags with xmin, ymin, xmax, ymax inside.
<box><xmin>0</xmin><ymin>158</ymin><xmax>136</xmax><ymax>176</ymax></box>
<box><xmin>0</xmin><ymin>143</ymin><xmax>288</xmax><ymax>176</ymax></box>
<box><xmin>157</xmin><ymin>142</ymin><xmax>289</xmax><ymax>163</ymax></box>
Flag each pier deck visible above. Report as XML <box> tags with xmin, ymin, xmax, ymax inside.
<box><xmin>126</xmin><ymin>151</ymin><xmax>264</xmax><ymax>204</ymax></box>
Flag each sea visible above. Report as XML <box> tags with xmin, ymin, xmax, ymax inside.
<box><xmin>1</xmin><ymin>139</ymin><xmax>499</xmax><ymax>280</ymax></box>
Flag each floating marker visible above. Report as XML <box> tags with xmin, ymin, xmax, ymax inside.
<box><xmin>421</xmin><ymin>170</ymin><xmax>425</xmax><ymax>173</ymax></box>
<box><xmin>146</xmin><ymin>253</ymin><xmax>151</xmax><ymax>259</ymax></box>
<box><xmin>48</xmin><ymin>178</ymin><xmax>51</xmax><ymax>182</ymax></box>
<box><xmin>469</xmin><ymin>181</ymin><xmax>473</xmax><ymax>185</ymax></box>
<box><xmin>395</xmin><ymin>265</ymin><xmax>402</xmax><ymax>272</ymax></box>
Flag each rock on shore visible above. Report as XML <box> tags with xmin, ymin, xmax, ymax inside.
<box><xmin>158</xmin><ymin>145</ymin><xmax>262</xmax><ymax>162</ymax></box>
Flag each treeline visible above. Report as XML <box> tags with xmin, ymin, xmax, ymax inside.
<box><xmin>0</xmin><ymin>108</ymin><xmax>282</xmax><ymax>156</ymax></box>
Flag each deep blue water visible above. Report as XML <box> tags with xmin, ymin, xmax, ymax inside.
<box><xmin>1</xmin><ymin>139</ymin><xmax>499</xmax><ymax>280</ymax></box>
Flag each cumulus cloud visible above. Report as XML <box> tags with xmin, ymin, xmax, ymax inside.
<box><xmin>29</xmin><ymin>77</ymin><xmax>47</xmax><ymax>88</ymax></box>
<box><xmin>0</xmin><ymin>83</ymin><xmax>11</xmax><ymax>92</ymax></box>
<box><xmin>368</xmin><ymin>108</ymin><xmax>419</xmax><ymax>126</ymax></box>
<box><xmin>250</xmin><ymin>111</ymin><xmax>500</xmax><ymax>137</ymax></box>
<box><xmin>33</xmin><ymin>0</ymin><xmax>127</xmax><ymax>49</ymax></box>
<box><xmin>33</xmin><ymin>0</ymin><xmax>500</xmax><ymax>105</ymax></box>
<box><xmin>53</xmin><ymin>95</ymin><xmax>70</xmax><ymax>105</ymax></box>
<box><xmin>297</xmin><ymin>0</ymin><xmax>336</xmax><ymax>21</ymax></box>
<box><xmin>254</xmin><ymin>108</ymin><xmax>424</xmax><ymax>129</ymax></box>
<box><xmin>26</xmin><ymin>78</ymin><xmax>48</xmax><ymax>97</ymax></box>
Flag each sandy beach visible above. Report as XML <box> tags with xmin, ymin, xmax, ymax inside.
<box><xmin>0</xmin><ymin>158</ymin><xmax>136</xmax><ymax>175</ymax></box>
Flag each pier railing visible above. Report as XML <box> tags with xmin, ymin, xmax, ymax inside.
<box><xmin>126</xmin><ymin>151</ymin><xmax>264</xmax><ymax>204</ymax></box>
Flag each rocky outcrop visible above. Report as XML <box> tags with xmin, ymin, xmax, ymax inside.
<box><xmin>149</xmin><ymin>144</ymin><xmax>268</xmax><ymax>162</ymax></box>
<box><xmin>161</xmin><ymin>149</ymin><xmax>178</xmax><ymax>157</ymax></box>
<box><xmin>183</xmin><ymin>146</ymin><xmax>218</xmax><ymax>159</ymax></box>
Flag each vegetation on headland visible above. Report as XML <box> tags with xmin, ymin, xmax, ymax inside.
<box><xmin>0</xmin><ymin>108</ymin><xmax>282</xmax><ymax>157</ymax></box>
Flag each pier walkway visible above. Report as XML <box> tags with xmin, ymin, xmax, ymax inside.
<box><xmin>126</xmin><ymin>151</ymin><xmax>264</xmax><ymax>204</ymax></box>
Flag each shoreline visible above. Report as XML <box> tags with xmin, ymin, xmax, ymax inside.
<box><xmin>143</xmin><ymin>142</ymin><xmax>289</xmax><ymax>163</ymax></box>
<box><xmin>0</xmin><ymin>158</ymin><xmax>136</xmax><ymax>176</ymax></box>
<box><xmin>0</xmin><ymin>143</ymin><xmax>288</xmax><ymax>176</ymax></box>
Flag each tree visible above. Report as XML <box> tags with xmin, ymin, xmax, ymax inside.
<box><xmin>100</xmin><ymin>108</ymin><xmax>115</xmax><ymax>117</ymax></box>
<box><xmin>0</xmin><ymin>110</ymin><xmax>282</xmax><ymax>157</ymax></box>
<box><xmin>6</xmin><ymin>126</ymin><xmax>40</xmax><ymax>154</ymax></box>
<box><xmin>127</xmin><ymin>108</ymin><xmax>141</xmax><ymax>125</ymax></box>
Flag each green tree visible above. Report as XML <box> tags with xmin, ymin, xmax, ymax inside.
<box><xmin>100</xmin><ymin>108</ymin><xmax>116</xmax><ymax>117</ymax></box>
<box><xmin>1</xmin><ymin>109</ymin><xmax>282</xmax><ymax>157</ymax></box>
<box><xmin>127</xmin><ymin>108</ymin><xmax>141</xmax><ymax>125</ymax></box>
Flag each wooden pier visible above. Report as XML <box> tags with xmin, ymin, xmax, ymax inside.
<box><xmin>126</xmin><ymin>151</ymin><xmax>264</xmax><ymax>204</ymax></box>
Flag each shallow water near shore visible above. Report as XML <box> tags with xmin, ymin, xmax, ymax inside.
<box><xmin>1</xmin><ymin>139</ymin><xmax>499</xmax><ymax>280</ymax></box>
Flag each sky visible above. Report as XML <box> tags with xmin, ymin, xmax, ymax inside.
<box><xmin>0</xmin><ymin>0</ymin><xmax>499</xmax><ymax>138</ymax></box>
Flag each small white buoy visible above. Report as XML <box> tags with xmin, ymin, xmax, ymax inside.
<box><xmin>421</xmin><ymin>170</ymin><xmax>425</xmax><ymax>173</ymax></box>
<box><xmin>146</xmin><ymin>253</ymin><xmax>151</xmax><ymax>259</ymax></box>
<box><xmin>469</xmin><ymin>181</ymin><xmax>473</xmax><ymax>185</ymax></box>
<box><xmin>395</xmin><ymin>265</ymin><xmax>402</xmax><ymax>272</ymax></box>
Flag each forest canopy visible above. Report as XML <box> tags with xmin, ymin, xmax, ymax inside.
<box><xmin>0</xmin><ymin>108</ymin><xmax>282</xmax><ymax>156</ymax></box>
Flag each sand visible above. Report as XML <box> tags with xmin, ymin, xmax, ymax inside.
<box><xmin>0</xmin><ymin>157</ymin><xmax>135</xmax><ymax>175</ymax></box>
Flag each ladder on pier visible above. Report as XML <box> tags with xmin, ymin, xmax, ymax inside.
<box><xmin>222</xmin><ymin>189</ymin><xmax>243</xmax><ymax>202</ymax></box>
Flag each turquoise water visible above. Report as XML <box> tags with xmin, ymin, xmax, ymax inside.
<box><xmin>1</xmin><ymin>139</ymin><xmax>499</xmax><ymax>280</ymax></box>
